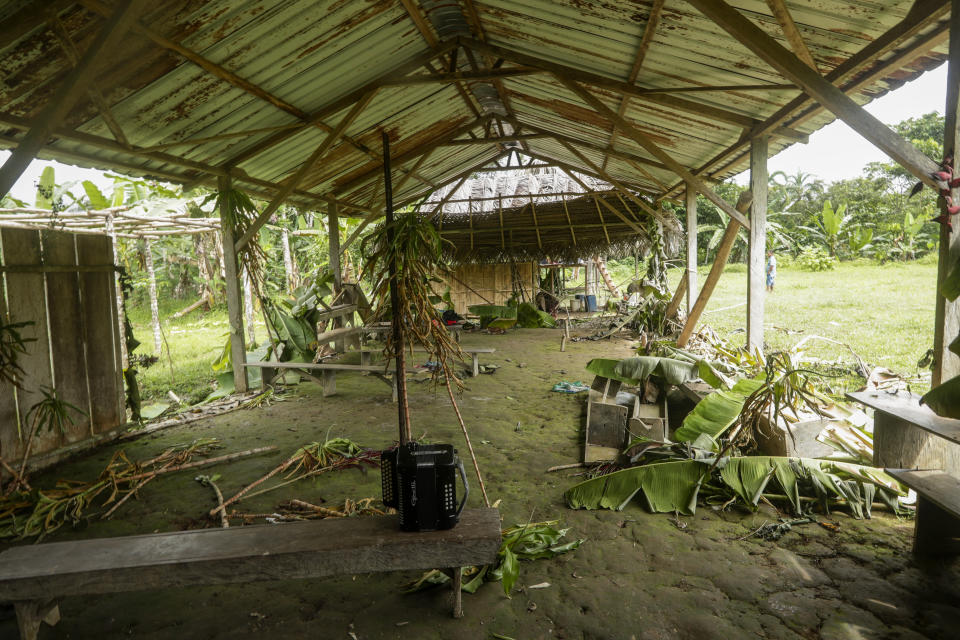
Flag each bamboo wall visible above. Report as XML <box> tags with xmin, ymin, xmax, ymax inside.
<box><xmin>440</xmin><ymin>262</ymin><xmax>538</xmax><ymax>314</ymax></box>
<box><xmin>0</xmin><ymin>228</ymin><xmax>125</xmax><ymax>467</ymax></box>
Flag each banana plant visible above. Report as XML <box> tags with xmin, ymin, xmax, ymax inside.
<box><xmin>800</xmin><ymin>200</ymin><xmax>850</xmax><ymax>257</ymax></box>
<box><xmin>846</xmin><ymin>226</ymin><xmax>874</xmax><ymax>254</ymax></box>
<box><xmin>564</xmin><ymin>454</ymin><xmax>904</xmax><ymax>519</ymax></box>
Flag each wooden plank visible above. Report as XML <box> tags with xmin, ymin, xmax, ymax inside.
<box><xmin>887</xmin><ymin>469</ymin><xmax>960</xmax><ymax>517</ymax></box>
<box><xmin>685</xmin><ymin>184</ymin><xmax>697</xmax><ymax>315</ymax></box>
<box><xmin>933</xmin><ymin>0</ymin><xmax>960</xmax><ymax>386</ymax></box>
<box><xmin>846</xmin><ymin>391</ymin><xmax>960</xmax><ymax>446</ymax></box>
<box><xmin>313</xmin><ymin>304</ymin><xmax>357</xmax><ymax>323</ymax></box>
<box><xmin>747</xmin><ymin>136</ymin><xmax>768</xmax><ymax>351</ymax></box>
<box><xmin>243</xmin><ymin>362</ymin><xmax>395</xmax><ymax>373</ymax></box>
<box><xmin>316</xmin><ymin>325</ymin><xmax>363</xmax><ymax>344</ymax></box>
<box><xmin>764</xmin><ymin>0</ymin><xmax>818</xmax><ymax>70</ymax></box>
<box><xmin>40</xmin><ymin>231</ymin><xmax>92</xmax><ymax>441</ymax></box>
<box><xmin>0</xmin><ymin>0</ymin><xmax>149</xmax><ymax>196</ymax></box>
<box><xmin>0</xmin><ymin>508</ymin><xmax>502</xmax><ymax>601</ymax></box>
<box><xmin>76</xmin><ymin>234</ymin><xmax>124</xmax><ymax>432</ymax></box>
<box><xmin>218</xmin><ymin>176</ymin><xmax>248</xmax><ymax>394</ymax></box>
<box><xmin>2</xmin><ymin>229</ymin><xmax>56</xmax><ymax>458</ymax></box>
<box><xmin>686</xmin><ymin>0</ymin><xmax>941</xmax><ymax>190</ymax></box>
<box><xmin>678</xmin><ymin>191</ymin><xmax>753</xmax><ymax>346</ymax></box>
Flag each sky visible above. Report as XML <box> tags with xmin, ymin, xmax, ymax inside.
<box><xmin>0</xmin><ymin>64</ymin><xmax>949</xmax><ymax>204</ymax></box>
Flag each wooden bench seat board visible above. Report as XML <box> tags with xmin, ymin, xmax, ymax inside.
<box><xmin>846</xmin><ymin>391</ymin><xmax>960</xmax><ymax>446</ymax></box>
<box><xmin>886</xmin><ymin>469</ymin><xmax>960</xmax><ymax>555</ymax></box>
<box><xmin>0</xmin><ymin>508</ymin><xmax>501</xmax><ymax>601</ymax></box>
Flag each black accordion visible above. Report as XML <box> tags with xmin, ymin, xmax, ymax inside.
<box><xmin>381</xmin><ymin>442</ymin><xmax>468</xmax><ymax>531</ymax></box>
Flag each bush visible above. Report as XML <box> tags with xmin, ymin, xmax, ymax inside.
<box><xmin>796</xmin><ymin>246</ymin><xmax>837</xmax><ymax>271</ymax></box>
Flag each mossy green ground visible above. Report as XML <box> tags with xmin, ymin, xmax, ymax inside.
<box><xmin>2</xmin><ymin>331</ymin><xmax>958</xmax><ymax>639</ymax></box>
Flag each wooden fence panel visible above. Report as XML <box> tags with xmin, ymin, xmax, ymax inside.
<box><xmin>76</xmin><ymin>235</ymin><xmax>124</xmax><ymax>432</ymax></box>
<box><xmin>0</xmin><ymin>262</ymin><xmax>18</xmax><ymax>469</ymax></box>
<box><xmin>42</xmin><ymin>231</ymin><xmax>92</xmax><ymax>443</ymax></box>
<box><xmin>1</xmin><ymin>228</ymin><xmax>57</xmax><ymax>459</ymax></box>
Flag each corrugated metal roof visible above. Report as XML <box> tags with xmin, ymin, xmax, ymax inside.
<box><xmin>0</xmin><ymin>0</ymin><xmax>951</xmax><ymax>215</ymax></box>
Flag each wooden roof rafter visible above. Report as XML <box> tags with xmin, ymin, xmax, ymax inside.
<box><xmin>603</xmin><ymin>0</ymin><xmax>665</xmax><ymax>173</ymax></box>
<box><xmin>663</xmin><ymin>0</ymin><xmax>952</xmax><ymax>197</ymax></box>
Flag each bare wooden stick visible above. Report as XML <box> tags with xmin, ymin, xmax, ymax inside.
<box><xmin>101</xmin><ymin>474</ymin><xmax>156</xmax><ymax>519</ymax></box>
<box><xmin>546</xmin><ymin>462</ymin><xmax>586</xmax><ymax>472</ymax></box>
<box><xmin>123</xmin><ymin>446</ymin><xmax>277</xmax><ymax>483</ymax></box>
<box><xmin>212</xmin><ymin>455</ymin><xmax>293</xmax><ymax>516</ymax></box>
<box><xmin>198</xmin><ymin>475</ymin><xmax>230</xmax><ymax>528</ymax></box>
<box><xmin>0</xmin><ymin>454</ymin><xmax>30</xmax><ymax>493</ymax></box>
<box><xmin>442</xmin><ymin>362</ymin><xmax>490</xmax><ymax>507</ymax></box>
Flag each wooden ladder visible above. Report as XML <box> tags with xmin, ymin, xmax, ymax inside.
<box><xmin>593</xmin><ymin>256</ymin><xmax>621</xmax><ymax>299</ymax></box>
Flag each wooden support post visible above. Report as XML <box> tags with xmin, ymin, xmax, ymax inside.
<box><xmin>328</xmin><ymin>202</ymin><xmax>342</xmax><ymax>293</ymax></box>
<box><xmin>685</xmin><ymin>183</ymin><xmax>697</xmax><ymax>315</ymax></box>
<box><xmin>142</xmin><ymin>237</ymin><xmax>162</xmax><ymax>355</ymax></box>
<box><xmin>14</xmin><ymin>599</ymin><xmax>60</xmax><ymax>640</ymax></box>
<box><xmin>451</xmin><ymin>567</ymin><xmax>463</xmax><ymax>618</ymax></box>
<box><xmin>0</xmin><ymin>0</ymin><xmax>147</xmax><ymax>196</ymax></box>
<box><xmin>677</xmin><ymin>191</ymin><xmax>753</xmax><ymax>347</ymax></box>
<box><xmin>747</xmin><ymin>136</ymin><xmax>768</xmax><ymax>352</ymax></box>
<box><xmin>934</xmin><ymin>0</ymin><xmax>960</xmax><ymax>386</ymax></box>
<box><xmin>664</xmin><ymin>272</ymin><xmax>688</xmax><ymax>320</ymax></box>
<box><xmin>218</xmin><ymin>175</ymin><xmax>248</xmax><ymax>393</ymax></box>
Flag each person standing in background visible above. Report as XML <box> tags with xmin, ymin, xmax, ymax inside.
<box><xmin>766</xmin><ymin>250</ymin><xmax>776</xmax><ymax>292</ymax></box>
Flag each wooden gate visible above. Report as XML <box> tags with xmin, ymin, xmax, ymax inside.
<box><xmin>0</xmin><ymin>227</ymin><xmax>125</xmax><ymax>466</ymax></box>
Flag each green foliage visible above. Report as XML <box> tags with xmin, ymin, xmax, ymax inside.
<box><xmin>796</xmin><ymin>246</ymin><xmax>837</xmax><ymax>271</ymax></box>
<box><xmin>921</xmin><ymin>377</ymin><xmax>960</xmax><ymax>419</ymax></box>
<box><xmin>0</xmin><ymin>320</ymin><xmax>35</xmax><ymax>388</ymax></box>
<box><xmin>516</xmin><ymin>302</ymin><xmax>556</xmax><ymax>328</ymax></box>
<box><xmin>404</xmin><ymin>520</ymin><xmax>583</xmax><ymax>596</ymax></box>
<box><xmin>672</xmin><ymin>378</ymin><xmax>765</xmax><ymax>444</ymax></box>
<box><xmin>564</xmin><ymin>455</ymin><xmax>903</xmax><ymax>519</ymax></box>
<box><xmin>26</xmin><ymin>386</ymin><xmax>85</xmax><ymax>436</ymax></box>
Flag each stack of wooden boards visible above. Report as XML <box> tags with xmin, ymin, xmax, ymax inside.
<box><xmin>847</xmin><ymin>391</ymin><xmax>960</xmax><ymax>554</ymax></box>
<box><xmin>583</xmin><ymin>375</ymin><xmax>668</xmax><ymax>463</ymax></box>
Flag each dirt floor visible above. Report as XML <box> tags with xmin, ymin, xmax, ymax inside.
<box><xmin>2</xmin><ymin>329</ymin><xmax>959</xmax><ymax>639</ymax></box>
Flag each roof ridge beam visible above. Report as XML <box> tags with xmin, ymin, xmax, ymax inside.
<box><xmin>686</xmin><ymin>0</ymin><xmax>940</xmax><ymax>189</ymax></box>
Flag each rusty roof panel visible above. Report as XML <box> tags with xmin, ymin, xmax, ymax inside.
<box><xmin>0</xmin><ymin>0</ymin><xmax>951</xmax><ymax>214</ymax></box>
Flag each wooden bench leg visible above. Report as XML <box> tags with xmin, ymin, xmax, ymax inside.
<box><xmin>322</xmin><ymin>370</ymin><xmax>337</xmax><ymax>397</ymax></box>
<box><xmin>14</xmin><ymin>600</ymin><xmax>59</xmax><ymax>640</ymax></box>
<box><xmin>451</xmin><ymin>567</ymin><xmax>463</xmax><ymax>618</ymax></box>
<box><xmin>914</xmin><ymin>496</ymin><xmax>960</xmax><ymax>554</ymax></box>
<box><xmin>361</xmin><ymin>351</ymin><xmax>371</xmax><ymax>367</ymax></box>
<box><xmin>471</xmin><ymin>354</ymin><xmax>480</xmax><ymax>378</ymax></box>
<box><xmin>261</xmin><ymin>366</ymin><xmax>277</xmax><ymax>392</ymax></box>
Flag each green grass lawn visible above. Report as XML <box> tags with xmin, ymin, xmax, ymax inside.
<box><xmin>129</xmin><ymin>259</ymin><xmax>940</xmax><ymax>403</ymax></box>
<box><xmin>677</xmin><ymin>259</ymin><xmax>936</xmax><ymax>385</ymax></box>
<box><xmin>127</xmin><ymin>299</ymin><xmax>266</xmax><ymax>405</ymax></box>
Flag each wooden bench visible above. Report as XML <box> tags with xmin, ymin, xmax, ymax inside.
<box><xmin>245</xmin><ymin>361</ymin><xmax>398</xmax><ymax>400</ymax></box>
<box><xmin>847</xmin><ymin>390</ymin><xmax>960</xmax><ymax>554</ymax></box>
<box><xmin>359</xmin><ymin>347</ymin><xmax>496</xmax><ymax>377</ymax></box>
<box><xmin>0</xmin><ymin>508</ymin><xmax>501</xmax><ymax>639</ymax></box>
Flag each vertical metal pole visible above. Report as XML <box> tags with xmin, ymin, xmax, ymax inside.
<box><xmin>933</xmin><ymin>0</ymin><xmax>960</xmax><ymax>386</ymax></box>
<box><xmin>383</xmin><ymin>132</ymin><xmax>411</xmax><ymax>443</ymax></box>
